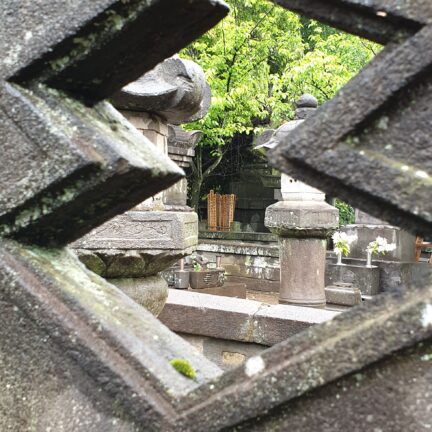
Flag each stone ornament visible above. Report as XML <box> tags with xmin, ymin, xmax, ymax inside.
<box><xmin>113</xmin><ymin>56</ymin><xmax>212</xmax><ymax>124</ymax></box>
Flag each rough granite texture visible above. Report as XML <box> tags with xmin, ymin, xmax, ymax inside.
<box><xmin>1</xmin><ymin>0</ymin><xmax>432</xmax><ymax>430</ymax></box>
<box><xmin>270</xmin><ymin>3</ymin><xmax>432</xmax><ymax>236</ymax></box>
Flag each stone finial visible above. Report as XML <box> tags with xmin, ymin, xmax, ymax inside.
<box><xmin>255</xmin><ymin>94</ymin><xmax>318</xmax><ymax>151</ymax></box>
<box><xmin>295</xmin><ymin>93</ymin><xmax>318</xmax><ymax>120</ymax></box>
<box><xmin>296</xmin><ymin>93</ymin><xmax>318</xmax><ymax>108</ymax></box>
<box><xmin>112</xmin><ymin>56</ymin><xmax>211</xmax><ymax>125</ymax></box>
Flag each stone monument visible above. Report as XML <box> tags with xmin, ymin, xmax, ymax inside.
<box><xmin>73</xmin><ymin>56</ymin><xmax>210</xmax><ymax>315</ymax></box>
<box><xmin>342</xmin><ymin>209</ymin><xmax>416</xmax><ymax>262</ymax></box>
<box><xmin>262</xmin><ymin>95</ymin><xmax>339</xmax><ymax>307</ymax></box>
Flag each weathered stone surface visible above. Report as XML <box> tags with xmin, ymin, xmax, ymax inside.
<box><xmin>159</xmin><ymin>290</ymin><xmax>338</xmax><ymax>346</ymax></box>
<box><xmin>0</xmin><ymin>83</ymin><xmax>182</xmax><ymax>246</ymax></box>
<box><xmin>110</xmin><ymin>275</ymin><xmax>168</xmax><ymax>316</ymax></box>
<box><xmin>188</xmin><ymin>283</ymin><xmax>247</xmax><ymax>299</ymax></box>
<box><xmin>2</xmin><ymin>0</ymin><xmax>229</xmax><ymax>102</ymax></box>
<box><xmin>0</xmin><ymin>0</ymin><xmax>229</xmax><ymax>246</ymax></box>
<box><xmin>113</xmin><ymin>56</ymin><xmax>211</xmax><ymax>124</ymax></box>
<box><xmin>271</xmin><ymin>1</ymin><xmax>432</xmax><ymax>236</ymax></box>
<box><xmin>278</xmin><ymin>237</ymin><xmax>328</xmax><ymax>307</ymax></box>
<box><xmin>0</xmin><ymin>239</ymin><xmax>223</xmax><ymax>430</ymax></box>
<box><xmin>325</xmin><ymin>283</ymin><xmax>362</xmax><ymax>306</ymax></box>
<box><xmin>274</xmin><ymin>0</ymin><xmax>424</xmax><ymax>44</ymax></box>
<box><xmin>197</xmin><ymin>240</ymin><xmax>280</xmax><ymax>290</ymax></box>
<box><xmin>74</xmin><ymin>210</ymin><xmax>197</xmax><ymax>252</ymax></box>
<box><xmin>231</xmin><ymin>341</ymin><xmax>432</xmax><ymax>432</ymax></box>
<box><xmin>265</xmin><ymin>201</ymin><xmax>339</xmax><ymax>237</ymax></box>
<box><xmin>174</xmin><ymin>278</ymin><xmax>432</xmax><ymax>431</ymax></box>
<box><xmin>326</xmin><ymin>262</ymin><xmax>381</xmax><ymax>296</ymax></box>
<box><xmin>77</xmin><ymin>248</ymin><xmax>188</xmax><ymax>278</ymax></box>
<box><xmin>3</xmin><ymin>0</ymin><xmax>432</xmax><ymax>430</ymax></box>
<box><xmin>0</xmin><ymin>0</ymin><xmax>229</xmax><ymax>429</ymax></box>
<box><xmin>342</xmin><ymin>223</ymin><xmax>416</xmax><ymax>261</ymax></box>
<box><xmin>74</xmin><ymin>211</ymin><xmax>198</xmax><ymax>280</ymax></box>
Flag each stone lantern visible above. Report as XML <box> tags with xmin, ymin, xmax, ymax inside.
<box><xmin>261</xmin><ymin>95</ymin><xmax>339</xmax><ymax>307</ymax></box>
<box><xmin>73</xmin><ymin>56</ymin><xmax>210</xmax><ymax>315</ymax></box>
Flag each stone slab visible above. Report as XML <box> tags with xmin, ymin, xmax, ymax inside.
<box><xmin>325</xmin><ymin>284</ymin><xmax>362</xmax><ymax>306</ymax></box>
<box><xmin>326</xmin><ymin>263</ymin><xmax>381</xmax><ymax>296</ymax></box>
<box><xmin>74</xmin><ymin>211</ymin><xmax>198</xmax><ymax>251</ymax></box>
<box><xmin>188</xmin><ymin>283</ymin><xmax>247</xmax><ymax>299</ymax></box>
<box><xmin>344</xmin><ymin>257</ymin><xmax>432</xmax><ymax>294</ymax></box>
<box><xmin>229</xmin><ymin>276</ymin><xmax>280</xmax><ymax>293</ymax></box>
<box><xmin>159</xmin><ymin>289</ymin><xmax>339</xmax><ymax>346</ymax></box>
<box><xmin>198</xmin><ymin>241</ymin><xmax>279</xmax><ymax>279</ymax></box>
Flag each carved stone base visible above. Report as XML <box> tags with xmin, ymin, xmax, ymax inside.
<box><xmin>72</xmin><ymin>210</ymin><xmax>198</xmax><ymax>314</ymax></box>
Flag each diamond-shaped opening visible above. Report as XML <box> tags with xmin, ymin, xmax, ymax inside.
<box><xmin>1</xmin><ymin>0</ymin><xmax>431</xmax><ymax>431</ymax></box>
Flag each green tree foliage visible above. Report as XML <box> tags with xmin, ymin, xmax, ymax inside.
<box><xmin>181</xmin><ymin>0</ymin><xmax>380</xmax><ymax>211</ymax></box>
<box><xmin>334</xmin><ymin>198</ymin><xmax>356</xmax><ymax>226</ymax></box>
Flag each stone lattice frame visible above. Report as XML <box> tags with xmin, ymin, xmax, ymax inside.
<box><xmin>0</xmin><ymin>1</ymin><xmax>431</xmax><ymax>431</ymax></box>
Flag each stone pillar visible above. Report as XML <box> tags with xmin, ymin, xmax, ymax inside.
<box><xmin>263</xmin><ymin>95</ymin><xmax>339</xmax><ymax>307</ymax></box>
<box><xmin>72</xmin><ymin>56</ymin><xmax>210</xmax><ymax>315</ymax></box>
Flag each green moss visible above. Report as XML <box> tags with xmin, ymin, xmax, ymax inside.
<box><xmin>170</xmin><ymin>358</ymin><xmax>197</xmax><ymax>380</ymax></box>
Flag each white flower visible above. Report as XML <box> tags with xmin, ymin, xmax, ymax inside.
<box><xmin>346</xmin><ymin>234</ymin><xmax>358</xmax><ymax>245</ymax></box>
<box><xmin>385</xmin><ymin>243</ymin><xmax>397</xmax><ymax>252</ymax></box>
<box><xmin>333</xmin><ymin>231</ymin><xmax>357</xmax><ymax>257</ymax></box>
<box><xmin>366</xmin><ymin>236</ymin><xmax>396</xmax><ymax>256</ymax></box>
<box><xmin>332</xmin><ymin>232</ymin><xmax>343</xmax><ymax>243</ymax></box>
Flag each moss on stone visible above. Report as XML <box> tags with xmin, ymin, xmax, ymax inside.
<box><xmin>170</xmin><ymin>358</ymin><xmax>197</xmax><ymax>380</ymax></box>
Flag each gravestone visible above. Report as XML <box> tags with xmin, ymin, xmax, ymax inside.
<box><xmin>73</xmin><ymin>56</ymin><xmax>209</xmax><ymax>315</ymax></box>
<box><xmin>342</xmin><ymin>209</ymin><xmax>416</xmax><ymax>262</ymax></box>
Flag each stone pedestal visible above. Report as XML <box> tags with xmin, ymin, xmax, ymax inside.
<box><xmin>74</xmin><ymin>210</ymin><xmax>198</xmax><ymax>315</ymax></box>
<box><xmin>279</xmin><ymin>237</ymin><xmax>327</xmax><ymax>306</ymax></box>
<box><xmin>265</xmin><ymin>200</ymin><xmax>338</xmax><ymax>307</ymax></box>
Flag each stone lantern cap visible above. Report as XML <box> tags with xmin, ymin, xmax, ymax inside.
<box><xmin>255</xmin><ymin>94</ymin><xmax>318</xmax><ymax>151</ymax></box>
<box><xmin>112</xmin><ymin>56</ymin><xmax>211</xmax><ymax>124</ymax></box>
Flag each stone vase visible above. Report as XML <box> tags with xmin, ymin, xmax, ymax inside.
<box><xmin>366</xmin><ymin>250</ymin><xmax>373</xmax><ymax>267</ymax></box>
